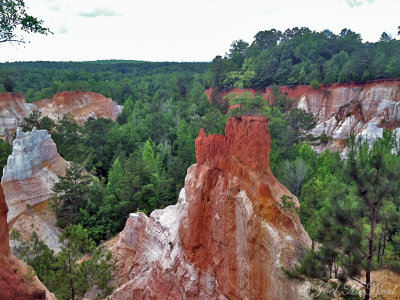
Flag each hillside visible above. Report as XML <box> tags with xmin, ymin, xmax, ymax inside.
<box><xmin>207</xmin><ymin>78</ymin><xmax>400</xmax><ymax>152</ymax></box>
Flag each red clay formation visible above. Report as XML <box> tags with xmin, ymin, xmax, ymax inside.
<box><xmin>207</xmin><ymin>79</ymin><xmax>400</xmax><ymax>152</ymax></box>
<box><xmin>0</xmin><ymin>91</ymin><xmax>122</xmax><ymax>139</ymax></box>
<box><xmin>0</xmin><ymin>185</ymin><xmax>55</xmax><ymax>300</ymax></box>
<box><xmin>35</xmin><ymin>91</ymin><xmax>122</xmax><ymax>125</ymax></box>
<box><xmin>109</xmin><ymin>116</ymin><xmax>310</xmax><ymax>300</ymax></box>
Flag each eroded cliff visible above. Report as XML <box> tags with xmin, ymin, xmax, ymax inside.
<box><xmin>207</xmin><ymin>79</ymin><xmax>400</xmax><ymax>152</ymax></box>
<box><xmin>0</xmin><ymin>91</ymin><xmax>122</xmax><ymax>139</ymax></box>
<box><xmin>0</xmin><ymin>185</ymin><xmax>56</xmax><ymax>300</ymax></box>
<box><xmin>0</xmin><ymin>93</ymin><xmax>35</xmax><ymax>140</ymax></box>
<box><xmin>109</xmin><ymin>116</ymin><xmax>311</xmax><ymax>300</ymax></box>
<box><xmin>35</xmin><ymin>91</ymin><xmax>122</xmax><ymax>125</ymax></box>
<box><xmin>1</xmin><ymin>128</ymin><xmax>67</xmax><ymax>252</ymax></box>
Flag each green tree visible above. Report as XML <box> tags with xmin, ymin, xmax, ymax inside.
<box><xmin>0</xmin><ymin>139</ymin><xmax>11</xmax><ymax>176</ymax></box>
<box><xmin>0</xmin><ymin>0</ymin><xmax>51</xmax><ymax>43</ymax></box>
<box><xmin>51</xmin><ymin>162</ymin><xmax>93</xmax><ymax>227</ymax></box>
<box><xmin>82</xmin><ymin>117</ymin><xmax>116</xmax><ymax>177</ymax></box>
<box><xmin>3</xmin><ymin>76</ymin><xmax>13</xmax><ymax>91</ymax></box>
<box><xmin>11</xmin><ymin>225</ymin><xmax>116</xmax><ymax>300</ymax></box>
<box><xmin>22</xmin><ymin>110</ymin><xmax>56</xmax><ymax>133</ymax></box>
<box><xmin>289</xmin><ymin>132</ymin><xmax>400</xmax><ymax>300</ymax></box>
<box><xmin>345</xmin><ymin>132</ymin><xmax>400</xmax><ymax>299</ymax></box>
<box><xmin>226</xmin><ymin>91</ymin><xmax>268</xmax><ymax>116</ymax></box>
<box><xmin>52</xmin><ymin>115</ymin><xmax>85</xmax><ymax>162</ymax></box>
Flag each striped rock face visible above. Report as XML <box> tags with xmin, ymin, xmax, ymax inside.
<box><xmin>34</xmin><ymin>91</ymin><xmax>122</xmax><ymax>125</ymax></box>
<box><xmin>109</xmin><ymin>116</ymin><xmax>311</xmax><ymax>300</ymax></box>
<box><xmin>206</xmin><ymin>79</ymin><xmax>400</xmax><ymax>153</ymax></box>
<box><xmin>1</xmin><ymin>128</ymin><xmax>67</xmax><ymax>253</ymax></box>
<box><xmin>0</xmin><ymin>91</ymin><xmax>122</xmax><ymax>140</ymax></box>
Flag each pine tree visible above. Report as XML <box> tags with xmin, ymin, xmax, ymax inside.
<box><xmin>289</xmin><ymin>131</ymin><xmax>400</xmax><ymax>300</ymax></box>
<box><xmin>11</xmin><ymin>225</ymin><xmax>116</xmax><ymax>300</ymax></box>
<box><xmin>51</xmin><ymin>162</ymin><xmax>92</xmax><ymax>227</ymax></box>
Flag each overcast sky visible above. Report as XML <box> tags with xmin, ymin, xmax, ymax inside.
<box><xmin>1</xmin><ymin>0</ymin><xmax>399</xmax><ymax>62</ymax></box>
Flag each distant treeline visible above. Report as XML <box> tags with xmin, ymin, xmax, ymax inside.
<box><xmin>207</xmin><ymin>27</ymin><xmax>400</xmax><ymax>89</ymax></box>
<box><xmin>0</xmin><ymin>60</ymin><xmax>209</xmax><ymax>103</ymax></box>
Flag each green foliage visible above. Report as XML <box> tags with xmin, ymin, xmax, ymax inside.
<box><xmin>227</xmin><ymin>91</ymin><xmax>268</xmax><ymax>116</ymax></box>
<box><xmin>269</xmin><ymin>86</ymin><xmax>296</xmax><ymax>113</ymax></box>
<box><xmin>0</xmin><ymin>0</ymin><xmax>51</xmax><ymax>44</ymax></box>
<box><xmin>0</xmin><ymin>139</ymin><xmax>11</xmax><ymax>176</ymax></box>
<box><xmin>11</xmin><ymin>226</ymin><xmax>116</xmax><ymax>300</ymax></box>
<box><xmin>21</xmin><ymin>110</ymin><xmax>56</xmax><ymax>133</ymax></box>
<box><xmin>51</xmin><ymin>115</ymin><xmax>85</xmax><ymax>162</ymax></box>
<box><xmin>4</xmin><ymin>76</ymin><xmax>13</xmax><ymax>92</ymax></box>
<box><xmin>310</xmin><ymin>79</ymin><xmax>321</xmax><ymax>89</ymax></box>
<box><xmin>277</xmin><ymin>195</ymin><xmax>299</xmax><ymax>215</ymax></box>
<box><xmin>290</xmin><ymin>132</ymin><xmax>400</xmax><ymax>299</ymax></box>
<box><xmin>275</xmin><ymin>158</ymin><xmax>308</xmax><ymax>195</ymax></box>
<box><xmin>210</xmin><ymin>27</ymin><xmax>400</xmax><ymax>89</ymax></box>
<box><xmin>50</xmin><ymin>162</ymin><xmax>93</xmax><ymax>227</ymax></box>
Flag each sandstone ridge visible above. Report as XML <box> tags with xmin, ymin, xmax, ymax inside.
<box><xmin>1</xmin><ymin>128</ymin><xmax>67</xmax><ymax>252</ymax></box>
<box><xmin>109</xmin><ymin>116</ymin><xmax>311</xmax><ymax>300</ymax></box>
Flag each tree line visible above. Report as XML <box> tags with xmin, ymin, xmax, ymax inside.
<box><xmin>208</xmin><ymin>27</ymin><xmax>400</xmax><ymax>90</ymax></box>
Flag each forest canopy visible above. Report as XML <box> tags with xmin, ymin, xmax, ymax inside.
<box><xmin>207</xmin><ymin>27</ymin><xmax>400</xmax><ymax>89</ymax></box>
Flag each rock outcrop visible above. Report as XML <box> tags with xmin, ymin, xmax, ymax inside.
<box><xmin>1</xmin><ymin>128</ymin><xmax>67</xmax><ymax>252</ymax></box>
<box><xmin>0</xmin><ymin>91</ymin><xmax>122</xmax><ymax>139</ymax></box>
<box><xmin>207</xmin><ymin>79</ymin><xmax>400</xmax><ymax>152</ymax></box>
<box><xmin>35</xmin><ymin>91</ymin><xmax>123</xmax><ymax>125</ymax></box>
<box><xmin>0</xmin><ymin>93</ymin><xmax>35</xmax><ymax>140</ymax></box>
<box><xmin>0</xmin><ymin>185</ymin><xmax>56</xmax><ymax>300</ymax></box>
<box><xmin>109</xmin><ymin>116</ymin><xmax>311</xmax><ymax>299</ymax></box>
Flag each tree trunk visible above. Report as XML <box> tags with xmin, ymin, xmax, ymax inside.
<box><xmin>365</xmin><ymin>206</ymin><xmax>376</xmax><ymax>300</ymax></box>
<box><xmin>377</xmin><ymin>234</ymin><xmax>382</xmax><ymax>263</ymax></box>
<box><xmin>69</xmin><ymin>262</ymin><xmax>75</xmax><ymax>300</ymax></box>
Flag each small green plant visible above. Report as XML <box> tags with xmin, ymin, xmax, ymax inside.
<box><xmin>277</xmin><ymin>195</ymin><xmax>300</xmax><ymax>215</ymax></box>
<box><xmin>320</xmin><ymin>132</ymin><xmax>330</xmax><ymax>144</ymax></box>
<box><xmin>24</xmin><ymin>266</ymin><xmax>36</xmax><ymax>286</ymax></box>
<box><xmin>310</xmin><ymin>79</ymin><xmax>321</xmax><ymax>90</ymax></box>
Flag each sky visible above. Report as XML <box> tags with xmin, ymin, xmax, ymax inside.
<box><xmin>1</xmin><ymin>0</ymin><xmax>399</xmax><ymax>62</ymax></box>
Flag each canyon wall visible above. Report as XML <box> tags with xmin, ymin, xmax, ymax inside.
<box><xmin>1</xmin><ymin>128</ymin><xmax>67</xmax><ymax>252</ymax></box>
<box><xmin>0</xmin><ymin>91</ymin><xmax>122</xmax><ymax>139</ymax></box>
<box><xmin>35</xmin><ymin>91</ymin><xmax>123</xmax><ymax>125</ymax></box>
<box><xmin>109</xmin><ymin>116</ymin><xmax>311</xmax><ymax>300</ymax></box>
<box><xmin>0</xmin><ymin>93</ymin><xmax>35</xmax><ymax>140</ymax></box>
<box><xmin>0</xmin><ymin>185</ymin><xmax>56</xmax><ymax>300</ymax></box>
<box><xmin>207</xmin><ymin>79</ymin><xmax>400</xmax><ymax>152</ymax></box>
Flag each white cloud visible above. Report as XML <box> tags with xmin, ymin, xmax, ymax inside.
<box><xmin>345</xmin><ymin>0</ymin><xmax>374</xmax><ymax>7</ymax></box>
<box><xmin>78</xmin><ymin>8</ymin><xmax>121</xmax><ymax>18</ymax></box>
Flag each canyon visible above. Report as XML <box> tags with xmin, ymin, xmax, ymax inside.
<box><xmin>0</xmin><ymin>91</ymin><xmax>122</xmax><ymax>140</ymax></box>
<box><xmin>0</xmin><ymin>90</ymin><xmax>122</xmax><ymax>252</ymax></box>
<box><xmin>206</xmin><ymin>79</ymin><xmax>400</xmax><ymax>152</ymax></box>
<box><xmin>109</xmin><ymin>116</ymin><xmax>311</xmax><ymax>299</ymax></box>
<box><xmin>1</xmin><ymin>79</ymin><xmax>400</xmax><ymax>299</ymax></box>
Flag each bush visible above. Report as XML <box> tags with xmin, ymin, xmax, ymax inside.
<box><xmin>4</xmin><ymin>77</ymin><xmax>14</xmax><ymax>92</ymax></box>
<box><xmin>310</xmin><ymin>79</ymin><xmax>321</xmax><ymax>90</ymax></box>
<box><xmin>320</xmin><ymin>132</ymin><xmax>330</xmax><ymax>144</ymax></box>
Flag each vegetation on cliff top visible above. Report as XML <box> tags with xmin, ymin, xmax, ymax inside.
<box><xmin>208</xmin><ymin>28</ymin><xmax>400</xmax><ymax>89</ymax></box>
